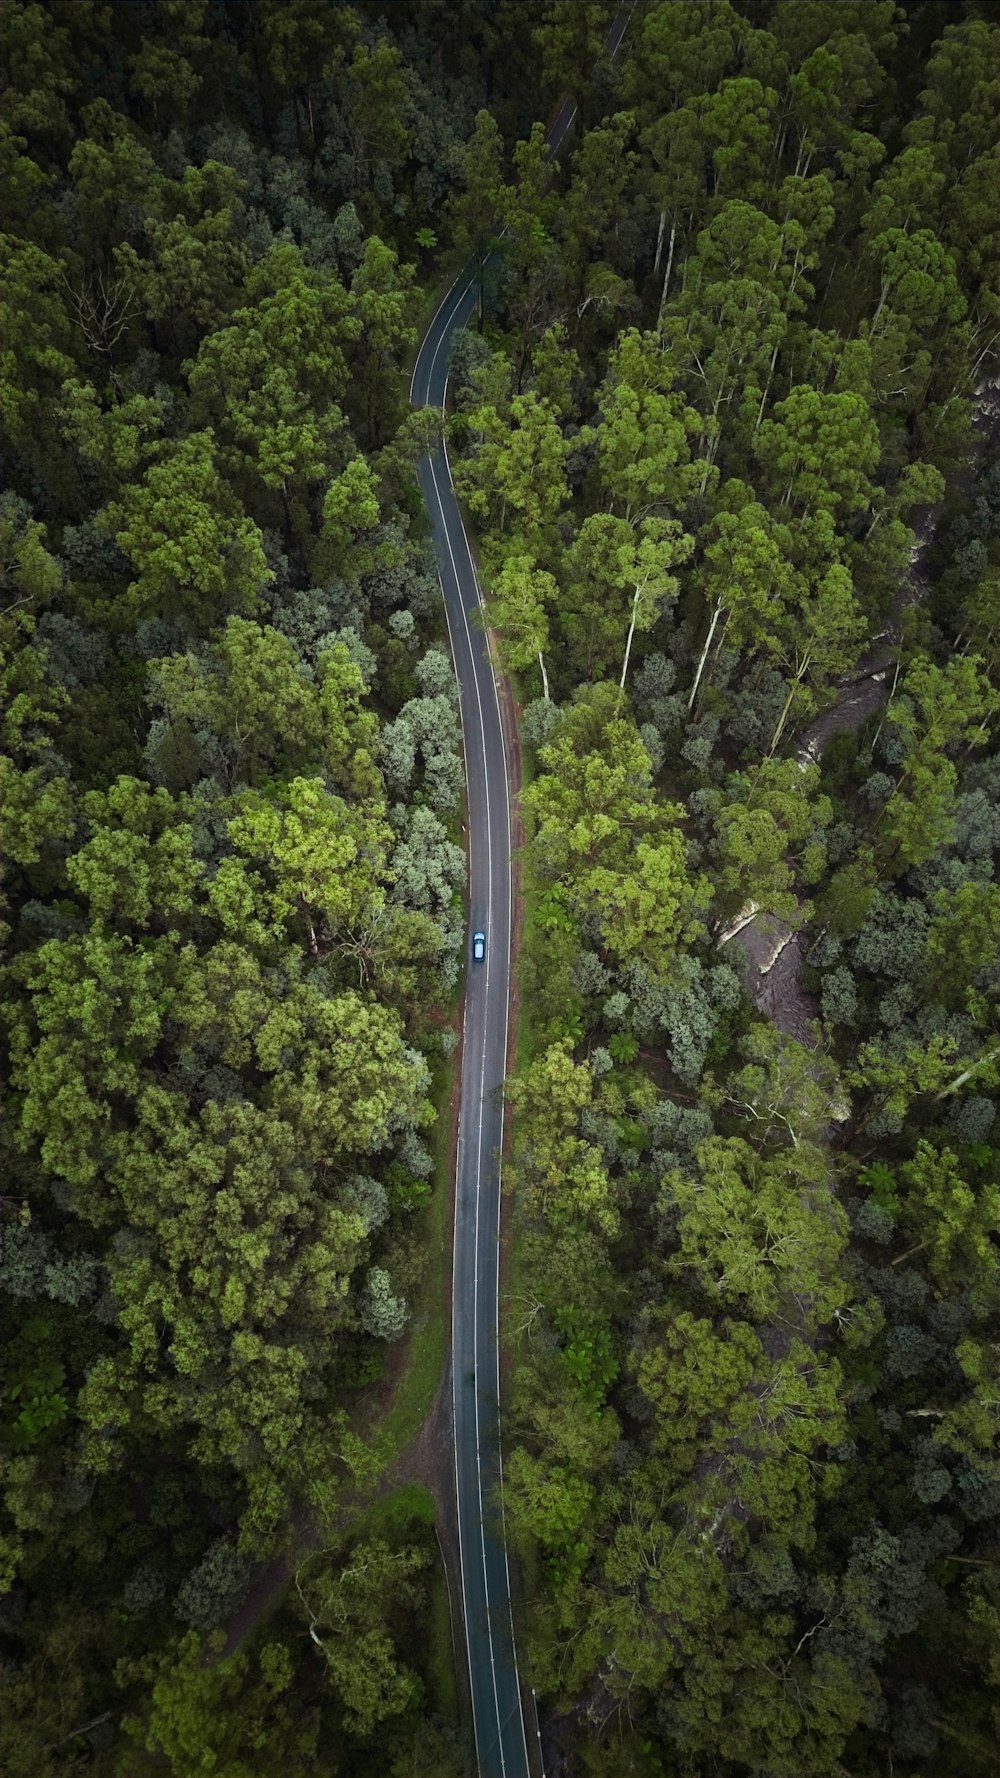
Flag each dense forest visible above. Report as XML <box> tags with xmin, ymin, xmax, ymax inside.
<box><xmin>1</xmin><ymin>1</ymin><xmax>998</xmax><ymax>1776</ymax></box>
<box><xmin>456</xmin><ymin>3</ymin><xmax>1000</xmax><ymax>1775</ymax></box>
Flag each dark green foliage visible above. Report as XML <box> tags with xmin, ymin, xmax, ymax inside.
<box><xmin>442</xmin><ymin>3</ymin><xmax>1000</xmax><ymax>1774</ymax></box>
<box><xmin>0</xmin><ymin>4</ymin><xmax>470</xmax><ymax>1771</ymax></box>
<box><xmin>3</xmin><ymin>1</ymin><xmax>999</xmax><ymax>1774</ymax></box>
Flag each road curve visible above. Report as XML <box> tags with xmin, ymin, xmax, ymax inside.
<box><xmin>410</xmin><ymin>14</ymin><xmax>632</xmax><ymax>1775</ymax></box>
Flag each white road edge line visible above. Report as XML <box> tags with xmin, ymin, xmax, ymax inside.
<box><xmin>440</xmin><ymin>432</ymin><xmax>525</xmax><ymax>1761</ymax></box>
<box><xmin>425</xmin><ymin>443</ymin><xmax>507</xmax><ymax>1774</ymax></box>
<box><xmin>437</xmin><ymin>559</ymin><xmax>482</xmax><ymax>1764</ymax></box>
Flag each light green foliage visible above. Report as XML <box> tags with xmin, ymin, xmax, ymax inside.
<box><xmin>899</xmin><ymin>1139</ymin><xmax>998</xmax><ymax>1305</ymax></box>
<box><xmin>502</xmin><ymin>120</ymin><xmax>558</xmax><ymax>298</ymax></box>
<box><xmin>117</xmin><ymin>159</ymin><xmax>250</xmax><ymax>337</ymax></box>
<box><xmin>846</xmin><ymin>1033</ymin><xmax>963</xmax><ymax>1137</ymax></box>
<box><xmin>6</xmin><ymin>713</ymin><xmax>433</xmax><ymax>1513</ymax></box>
<box><xmin>66</xmin><ymin>777</ymin><xmax>202</xmax><ymax>925</ymax></box>
<box><xmin>688</xmin><ymin>488</ymin><xmax>800</xmax><ymax>709</ymax></box>
<box><xmin>61</xmin><ymin>378</ymin><xmax>169</xmax><ymax>487</ymax></box>
<box><xmin>0</xmin><ymin>501</ymin><xmax>74</xmax><ymax>908</ymax></box>
<box><xmin>665</xmin><ymin>1133</ymin><xmax>847</xmax><ymax>1329</ymax></box>
<box><xmin>560</xmin><ymin>511</ymin><xmax>693</xmax><ymax>684</ymax></box>
<box><xmin>926</xmin><ymin>880</ymin><xmax>1000</xmax><ymax>1017</ymax></box>
<box><xmin>712</xmin><ymin>758</ymin><xmax>832</xmax><ymax>920</ymax></box>
<box><xmin>185</xmin><ymin>244</ymin><xmax>358</xmax><ymax>519</ymax></box>
<box><xmin>226</xmin><ymin>777</ymin><xmax>390</xmax><ymax>943</ymax></box>
<box><xmin>904</xmin><ymin>18</ymin><xmax>1000</xmax><ymax>173</ymax></box>
<box><xmin>507</xmin><ymin>1042</ymin><xmax>619</xmax><ymax>1239</ymax></box>
<box><xmin>504</xmin><ymin>1443</ymin><xmax>598</xmax><ymax>1565</ymax></box>
<box><xmin>317</xmin><ymin>641</ymin><xmax>384</xmax><ymax>800</ymax></box>
<box><xmin>636</xmin><ymin>1309</ymin><xmax>761</xmax><ymax>1478</ymax></box>
<box><xmin>106</xmin><ymin>431</ymin><xmax>272</xmax><ymax>626</ymax></box>
<box><xmin>932</xmin><ymin>1335</ymin><xmax>1000</xmax><ymax>1467</ymax></box>
<box><xmin>294</xmin><ymin>1537</ymin><xmax>429</xmax><ymax>1737</ymax></box>
<box><xmin>315</xmin><ymin>456</ymin><xmax>381</xmax><ymax>581</ymax></box>
<box><xmin>721</xmin><ymin>1021</ymin><xmax>844</xmax><ymax>1151</ymax></box>
<box><xmin>664</xmin><ymin>201</ymin><xmax>791</xmax><ymax>464</ymax></box>
<box><xmin>486</xmin><ymin>552</ymin><xmax>554</xmax><ymax>686</ymax></box>
<box><xmin>765</xmin><ymin>557</ymin><xmax>866</xmax><ymax>752</ymax></box>
<box><xmin>454</xmin><ymin>390</ymin><xmax>569</xmax><ymax>540</ymax></box>
<box><xmin>146</xmin><ymin>621</ymin><xmax>381</xmax><ymax>799</ymax></box>
<box><xmin>7</xmin><ymin>928</ymin><xmax>174</xmax><ymax>1193</ymax></box>
<box><xmin>621</xmin><ymin>0</ymin><xmax>744</xmax><ymax>114</ymax></box>
<box><xmin>120</xmin><ymin>1630</ymin><xmax>314</xmax><ymax>1776</ymax></box>
<box><xmin>147</xmin><ymin>618</ymin><xmax>320</xmax><ymax>787</ymax></box>
<box><xmin>756</xmin><ymin>384</ymin><xmax>880</xmax><ymax>523</ymax></box>
<box><xmin>560</xmin><ymin>111</ymin><xmax>637</xmax><ymax>297</ymax></box>
<box><xmin>34</xmin><ymin>953</ymin><xmax>432</xmax><ymax>1485</ymax></box>
<box><xmin>524</xmin><ymin>687</ymin><xmax>710</xmax><ymax>973</ymax></box>
<box><xmin>700</xmin><ymin>77</ymin><xmax>779</xmax><ymax>204</ymax></box>
<box><xmin>3</xmin><ymin>3</ymin><xmax>999</xmax><ymax>1772</ymax></box>
<box><xmin>586</xmin><ymin>327</ymin><xmax>706</xmax><ymax>522</ymax></box>
<box><xmin>879</xmin><ymin>654</ymin><xmax>999</xmax><ymax>868</ymax></box>
<box><xmin>869</xmin><ymin>225</ymin><xmax>965</xmax><ymax>333</ymax></box>
<box><xmin>68</xmin><ymin>98</ymin><xmax>164</xmax><ymax>245</ymax></box>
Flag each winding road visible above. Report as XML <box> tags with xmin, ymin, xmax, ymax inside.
<box><xmin>409</xmin><ymin>11</ymin><xmax>632</xmax><ymax>1774</ymax></box>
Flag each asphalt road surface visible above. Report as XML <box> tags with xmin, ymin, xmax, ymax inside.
<box><xmin>409</xmin><ymin>13</ymin><xmax>632</xmax><ymax>1774</ymax></box>
<box><xmin>412</xmin><ymin>291</ymin><xmax>523</xmax><ymax>1778</ymax></box>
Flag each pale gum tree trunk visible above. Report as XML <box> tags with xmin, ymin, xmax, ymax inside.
<box><xmin>656</xmin><ymin>219</ymin><xmax>677</xmax><ymax>335</ymax></box>
<box><xmin>537</xmin><ymin>650</ymin><xmax>550</xmax><ymax>701</ymax></box>
<box><xmin>653</xmin><ymin>206</ymin><xmax>667</xmax><ymax>276</ymax></box>
<box><xmin>698</xmin><ymin>428</ymin><xmax>720</xmax><ymax>496</ymax></box>
<box><xmin>935</xmin><ymin>1045</ymin><xmax>1000</xmax><ymax>1099</ymax></box>
<box><xmin>767</xmin><ymin>682</ymin><xmax>798</xmax><ymax>756</ymax></box>
<box><xmin>688</xmin><ymin>600</ymin><xmax>724</xmax><ymax>711</ymax></box>
<box><xmin>767</xmin><ymin>657</ymin><xmax>810</xmax><ymax>756</ymax></box>
<box><xmin>618</xmin><ymin>582</ymin><xmax>645</xmax><ymax>707</ymax></box>
<box><xmin>755</xmin><ymin>340</ymin><xmax>780</xmax><ymax>430</ymax></box>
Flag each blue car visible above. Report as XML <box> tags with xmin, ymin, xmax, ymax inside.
<box><xmin>472</xmin><ymin>930</ymin><xmax>486</xmax><ymax>962</ymax></box>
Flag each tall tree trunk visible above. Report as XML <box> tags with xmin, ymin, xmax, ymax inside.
<box><xmin>755</xmin><ymin>341</ymin><xmax>780</xmax><ymax>431</ymax></box>
<box><xmin>655</xmin><ymin>220</ymin><xmax>676</xmax><ymax>335</ymax></box>
<box><xmin>688</xmin><ymin>600</ymin><xmax>723</xmax><ymax>711</ymax></box>
<box><xmin>698</xmin><ymin>428</ymin><xmax>719</xmax><ymax>497</ymax></box>
<box><xmin>618</xmin><ymin>583</ymin><xmax>643</xmax><ymax>707</ymax></box>
<box><xmin>537</xmin><ymin>650</ymin><xmax>550</xmax><ymax>701</ymax></box>
<box><xmin>767</xmin><ymin>679</ymin><xmax>799</xmax><ymax>756</ymax></box>
<box><xmin>765</xmin><ymin>664</ymin><xmax>804</xmax><ymax>753</ymax></box>
<box><xmin>935</xmin><ymin>1045</ymin><xmax>1000</xmax><ymax>1099</ymax></box>
<box><xmin>653</xmin><ymin>206</ymin><xmax>667</xmax><ymax>277</ymax></box>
